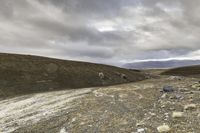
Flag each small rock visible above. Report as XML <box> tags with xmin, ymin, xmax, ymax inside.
<box><xmin>60</xmin><ymin>127</ymin><xmax>68</xmax><ymax>133</ymax></box>
<box><xmin>164</xmin><ymin>113</ymin><xmax>169</xmax><ymax>116</ymax></box>
<box><xmin>163</xmin><ymin>86</ymin><xmax>174</xmax><ymax>92</ymax></box>
<box><xmin>136</xmin><ymin>121</ymin><xmax>145</xmax><ymax>127</ymax></box>
<box><xmin>170</xmin><ymin>94</ymin><xmax>183</xmax><ymax>100</ymax></box>
<box><xmin>170</xmin><ymin>107</ymin><xmax>175</xmax><ymax>111</ymax></box>
<box><xmin>161</xmin><ymin>93</ymin><xmax>167</xmax><ymax>99</ymax></box>
<box><xmin>172</xmin><ymin>112</ymin><xmax>184</xmax><ymax>118</ymax></box>
<box><xmin>164</xmin><ymin>118</ymin><xmax>168</xmax><ymax>121</ymax></box>
<box><xmin>71</xmin><ymin>118</ymin><xmax>76</xmax><ymax>122</ymax></box>
<box><xmin>157</xmin><ymin>125</ymin><xmax>171</xmax><ymax>132</ymax></box>
<box><xmin>188</xmin><ymin>99</ymin><xmax>193</xmax><ymax>102</ymax></box>
<box><xmin>93</xmin><ymin>90</ymin><xmax>104</xmax><ymax>97</ymax></box>
<box><xmin>137</xmin><ymin>128</ymin><xmax>145</xmax><ymax>133</ymax></box>
<box><xmin>169</xmin><ymin>76</ymin><xmax>182</xmax><ymax>81</ymax></box>
<box><xmin>188</xmin><ymin>95</ymin><xmax>194</xmax><ymax>99</ymax></box>
<box><xmin>191</xmin><ymin>83</ymin><xmax>200</xmax><ymax>90</ymax></box>
<box><xmin>184</xmin><ymin>104</ymin><xmax>196</xmax><ymax>110</ymax></box>
<box><xmin>119</xmin><ymin>94</ymin><xmax>128</xmax><ymax>98</ymax></box>
<box><xmin>175</xmin><ymin>94</ymin><xmax>183</xmax><ymax>99</ymax></box>
<box><xmin>161</xmin><ymin>105</ymin><xmax>166</xmax><ymax>108</ymax></box>
<box><xmin>149</xmin><ymin>112</ymin><xmax>156</xmax><ymax>116</ymax></box>
<box><xmin>184</xmin><ymin>91</ymin><xmax>194</xmax><ymax>94</ymax></box>
<box><xmin>179</xmin><ymin>88</ymin><xmax>189</xmax><ymax>92</ymax></box>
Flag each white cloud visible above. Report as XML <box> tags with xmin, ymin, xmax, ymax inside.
<box><xmin>0</xmin><ymin>0</ymin><xmax>199</xmax><ymax>66</ymax></box>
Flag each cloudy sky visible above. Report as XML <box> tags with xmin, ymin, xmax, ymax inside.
<box><xmin>0</xmin><ymin>0</ymin><xmax>200</xmax><ymax>66</ymax></box>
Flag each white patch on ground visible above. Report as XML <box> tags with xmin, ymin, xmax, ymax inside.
<box><xmin>0</xmin><ymin>88</ymin><xmax>93</xmax><ymax>133</ymax></box>
<box><xmin>93</xmin><ymin>89</ymin><xmax>114</xmax><ymax>98</ymax></box>
<box><xmin>60</xmin><ymin>127</ymin><xmax>68</xmax><ymax>133</ymax></box>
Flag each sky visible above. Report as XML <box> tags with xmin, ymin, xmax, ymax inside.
<box><xmin>0</xmin><ymin>0</ymin><xmax>200</xmax><ymax>66</ymax></box>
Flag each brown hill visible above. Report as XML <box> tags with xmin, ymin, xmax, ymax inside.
<box><xmin>0</xmin><ymin>53</ymin><xmax>146</xmax><ymax>98</ymax></box>
<box><xmin>161</xmin><ymin>65</ymin><xmax>200</xmax><ymax>77</ymax></box>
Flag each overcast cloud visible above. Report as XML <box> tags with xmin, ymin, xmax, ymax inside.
<box><xmin>0</xmin><ymin>0</ymin><xmax>200</xmax><ymax>65</ymax></box>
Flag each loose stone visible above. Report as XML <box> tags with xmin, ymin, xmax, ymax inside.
<box><xmin>157</xmin><ymin>125</ymin><xmax>171</xmax><ymax>133</ymax></box>
<box><xmin>137</xmin><ymin>128</ymin><xmax>145</xmax><ymax>133</ymax></box>
<box><xmin>172</xmin><ymin>112</ymin><xmax>184</xmax><ymax>118</ymax></box>
<box><xmin>163</xmin><ymin>86</ymin><xmax>174</xmax><ymax>92</ymax></box>
<box><xmin>184</xmin><ymin>104</ymin><xmax>196</xmax><ymax>110</ymax></box>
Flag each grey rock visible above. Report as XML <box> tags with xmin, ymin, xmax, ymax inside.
<box><xmin>163</xmin><ymin>86</ymin><xmax>174</xmax><ymax>92</ymax></box>
<box><xmin>170</xmin><ymin>94</ymin><xmax>183</xmax><ymax>100</ymax></box>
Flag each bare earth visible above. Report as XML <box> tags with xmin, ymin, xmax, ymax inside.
<box><xmin>0</xmin><ymin>75</ymin><xmax>199</xmax><ymax>133</ymax></box>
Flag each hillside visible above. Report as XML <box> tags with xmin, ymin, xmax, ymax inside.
<box><xmin>161</xmin><ymin>65</ymin><xmax>200</xmax><ymax>76</ymax></box>
<box><xmin>0</xmin><ymin>53</ymin><xmax>146</xmax><ymax>98</ymax></box>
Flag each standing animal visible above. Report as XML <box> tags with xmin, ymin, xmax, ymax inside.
<box><xmin>98</xmin><ymin>72</ymin><xmax>105</xmax><ymax>79</ymax></box>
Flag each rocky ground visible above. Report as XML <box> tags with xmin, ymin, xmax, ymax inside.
<box><xmin>0</xmin><ymin>75</ymin><xmax>200</xmax><ymax>133</ymax></box>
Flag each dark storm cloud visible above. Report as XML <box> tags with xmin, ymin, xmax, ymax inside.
<box><xmin>43</xmin><ymin>0</ymin><xmax>137</xmax><ymax>16</ymax></box>
<box><xmin>0</xmin><ymin>1</ymin><xmax>13</xmax><ymax>19</ymax></box>
<box><xmin>0</xmin><ymin>0</ymin><xmax>199</xmax><ymax>65</ymax></box>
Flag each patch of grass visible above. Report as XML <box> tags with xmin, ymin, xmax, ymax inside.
<box><xmin>0</xmin><ymin>53</ymin><xmax>146</xmax><ymax>98</ymax></box>
<box><xmin>161</xmin><ymin>65</ymin><xmax>200</xmax><ymax>76</ymax></box>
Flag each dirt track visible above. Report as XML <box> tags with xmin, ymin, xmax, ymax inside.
<box><xmin>0</xmin><ymin>76</ymin><xmax>200</xmax><ymax>133</ymax></box>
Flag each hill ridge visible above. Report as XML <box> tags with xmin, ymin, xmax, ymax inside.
<box><xmin>0</xmin><ymin>53</ymin><xmax>146</xmax><ymax>98</ymax></box>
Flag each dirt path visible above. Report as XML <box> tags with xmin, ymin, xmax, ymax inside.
<box><xmin>0</xmin><ymin>76</ymin><xmax>199</xmax><ymax>133</ymax></box>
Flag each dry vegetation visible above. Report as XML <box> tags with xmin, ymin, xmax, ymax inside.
<box><xmin>161</xmin><ymin>65</ymin><xmax>200</xmax><ymax>77</ymax></box>
<box><xmin>0</xmin><ymin>53</ymin><xmax>146</xmax><ymax>98</ymax></box>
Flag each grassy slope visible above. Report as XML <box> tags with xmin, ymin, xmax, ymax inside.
<box><xmin>161</xmin><ymin>65</ymin><xmax>200</xmax><ymax>76</ymax></box>
<box><xmin>0</xmin><ymin>53</ymin><xmax>146</xmax><ymax>98</ymax></box>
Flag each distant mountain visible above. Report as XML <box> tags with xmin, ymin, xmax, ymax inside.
<box><xmin>123</xmin><ymin>60</ymin><xmax>200</xmax><ymax>69</ymax></box>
